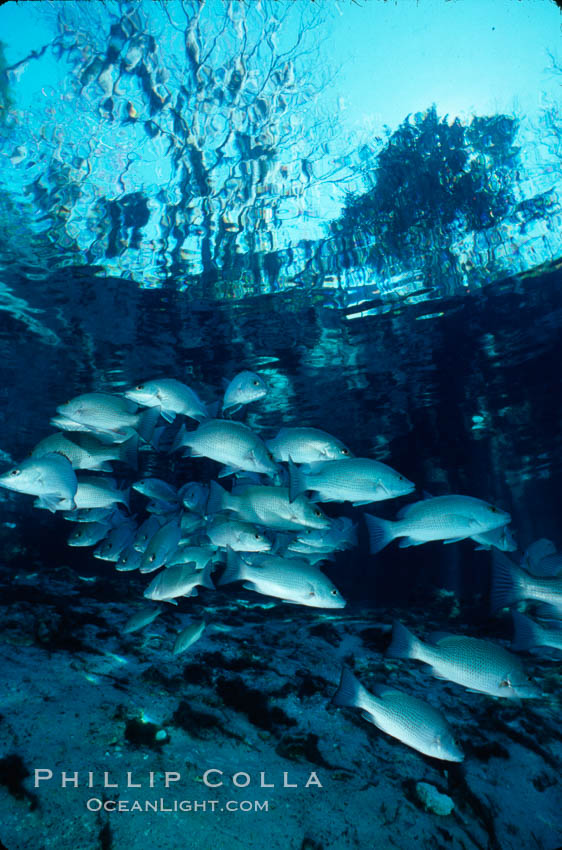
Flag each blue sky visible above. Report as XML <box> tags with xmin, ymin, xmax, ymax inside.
<box><xmin>326</xmin><ymin>0</ymin><xmax>560</xmax><ymax>133</ymax></box>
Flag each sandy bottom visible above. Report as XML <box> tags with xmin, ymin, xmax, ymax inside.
<box><xmin>0</xmin><ymin>559</ymin><xmax>561</xmax><ymax>850</ymax></box>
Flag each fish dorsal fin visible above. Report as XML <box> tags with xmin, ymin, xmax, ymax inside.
<box><xmin>396</xmin><ymin>504</ymin><xmax>413</xmax><ymax>519</ymax></box>
<box><xmin>371</xmin><ymin>684</ymin><xmax>402</xmax><ymax>700</ymax></box>
<box><xmin>422</xmin><ymin>490</ymin><xmax>434</xmax><ymax>500</ymax></box>
<box><xmin>428</xmin><ymin>631</ymin><xmax>456</xmax><ymax>646</ymax></box>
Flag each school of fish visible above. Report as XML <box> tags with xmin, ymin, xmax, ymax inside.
<box><xmin>0</xmin><ymin>370</ymin><xmax>558</xmax><ymax>764</ymax></box>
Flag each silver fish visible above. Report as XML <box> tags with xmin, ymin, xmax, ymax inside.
<box><xmin>172</xmin><ymin>620</ymin><xmax>206</xmax><ymax>655</ymax></box>
<box><xmin>124</xmin><ymin>378</ymin><xmax>208</xmax><ymax>423</ymax></box>
<box><xmin>116</xmin><ymin>544</ymin><xmax>144</xmax><ymax>572</ymax></box>
<box><xmin>73</xmin><ymin>476</ymin><xmax>130</xmax><ymax>510</ymax></box>
<box><xmin>218</xmin><ymin>550</ymin><xmax>346</xmax><ymax>608</ymax></box>
<box><xmin>208</xmin><ymin>481</ymin><xmax>329</xmax><ymax>531</ymax></box>
<box><xmin>178</xmin><ymin>482</ymin><xmax>208</xmax><ymax>514</ymax></box>
<box><xmin>289</xmin><ymin>458</ymin><xmax>414</xmax><ymax>505</ymax></box>
<box><xmin>31</xmin><ymin>431</ymin><xmax>138</xmax><ymax>472</ymax></box>
<box><xmin>55</xmin><ymin>393</ymin><xmax>158</xmax><ymax>443</ymax></box>
<box><xmin>144</xmin><ymin>562</ymin><xmax>214</xmax><ymax>602</ymax></box>
<box><xmin>387</xmin><ymin>621</ymin><xmax>540</xmax><ymax>699</ymax></box>
<box><xmin>206</xmin><ymin>517</ymin><xmax>271</xmax><ymax>552</ymax></box>
<box><xmin>0</xmin><ymin>453</ymin><xmax>77</xmax><ymax>512</ymax></box>
<box><xmin>284</xmin><ymin>548</ymin><xmax>332</xmax><ymax>566</ymax></box>
<box><xmin>62</xmin><ymin>506</ymin><xmax>118</xmax><ymax>523</ymax></box>
<box><xmin>140</xmin><ymin>519</ymin><xmax>182</xmax><ymax>573</ymax></box>
<box><xmin>133</xmin><ymin>515</ymin><xmax>165</xmax><ymax>552</ymax></box>
<box><xmin>68</xmin><ymin>521</ymin><xmax>113</xmax><ymax>547</ymax></box>
<box><xmin>133</xmin><ymin>478</ymin><xmax>179</xmax><ymax>502</ymax></box>
<box><xmin>332</xmin><ymin>667</ymin><xmax>464</xmax><ymax>762</ymax></box>
<box><xmin>295</xmin><ymin>517</ymin><xmax>357</xmax><ymax>551</ymax></box>
<box><xmin>222</xmin><ymin>371</ymin><xmax>267</xmax><ymax>414</ymax></box>
<box><xmin>167</xmin><ymin>544</ymin><xmax>217</xmax><ymax>570</ymax></box>
<box><xmin>94</xmin><ymin>519</ymin><xmax>136</xmax><ymax>561</ymax></box>
<box><xmin>366</xmin><ymin>495</ymin><xmax>511</xmax><ymax>552</ymax></box>
<box><xmin>123</xmin><ymin>606</ymin><xmax>162</xmax><ymax>633</ymax></box>
<box><xmin>173</xmin><ymin>419</ymin><xmax>278</xmax><ymax>478</ymax></box>
<box><xmin>266</xmin><ymin>426</ymin><xmax>353</xmax><ymax>464</ymax></box>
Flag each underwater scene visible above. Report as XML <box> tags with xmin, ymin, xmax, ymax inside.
<box><xmin>0</xmin><ymin>1</ymin><xmax>562</xmax><ymax>848</ymax></box>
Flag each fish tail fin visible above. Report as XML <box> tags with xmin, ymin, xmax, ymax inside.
<box><xmin>136</xmin><ymin>407</ymin><xmax>160</xmax><ymax>445</ymax></box>
<box><xmin>218</xmin><ymin>548</ymin><xmax>246</xmax><ymax>586</ymax></box>
<box><xmin>491</xmin><ymin>552</ymin><xmax>525</xmax><ymax>611</ymax></box>
<box><xmin>288</xmin><ymin>457</ymin><xmax>307</xmax><ymax>504</ymax></box>
<box><xmin>364</xmin><ymin>514</ymin><xmax>395</xmax><ymax>554</ymax></box>
<box><xmin>386</xmin><ymin>620</ymin><xmax>421</xmax><ymax>660</ymax></box>
<box><xmin>199</xmin><ymin>561</ymin><xmax>215</xmax><ymax>590</ymax></box>
<box><xmin>331</xmin><ymin>666</ymin><xmax>367</xmax><ymax>709</ymax></box>
<box><xmin>511</xmin><ymin>611</ymin><xmax>544</xmax><ymax>651</ymax></box>
<box><xmin>170</xmin><ymin>424</ymin><xmax>189</xmax><ymax>454</ymax></box>
<box><xmin>118</xmin><ymin>434</ymin><xmax>139</xmax><ymax>470</ymax></box>
<box><xmin>207</xmin><ymin>480</ymin><xmax>227</xmax><ymax>516</ymax></box>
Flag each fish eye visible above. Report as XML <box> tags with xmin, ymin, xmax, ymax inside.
<box><xmin>341</xmin><ymin>448</ymin><xmax>349</xmax><ymax>455</ymax></box>
<box><xmin>253</xmin><ymin>379</ymin><xmax>260</xmax><ymax>386</ymax></box>
<box><xmin>499</xmin><ymin>678</ymin><xmax>511</xmax><ymax>688</ymax></box>
<box><xmin>490</xmin><ymin>506</ymin><xmax>498</xmax><ymax>513</ymax></box>
<box><xmin>10</xmin><ymin>469</ymin><xmax>20</xmax><ymax>476</ymax></box>
<box><xmin>136</xmin><ymin>384</ymin><xmax>144</xmax><ymax>391</ymax></box>
<box><xmin>330</xmin><ymin>588</ymin><xmax>338</xmax><ymax>596</ymax></box>
<box><xmin>254</xmin><ymin>533</ymin><xmax>261</xmax><ymax>539</ymax></box>
<box><xmin>314</xmin><ymin>509</ymin><xmax>322</xmax><ymax>518</ymax></box>
<box><xmin>149</xmin><ymin>553</ymin><xmax>156</xmax><ymax>562</ymax></box>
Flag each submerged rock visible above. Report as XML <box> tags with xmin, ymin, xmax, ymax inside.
<box><xmin>415</xmin><ymin>781</ymin><xmax>455</xmax><ymax>816</ymax></box>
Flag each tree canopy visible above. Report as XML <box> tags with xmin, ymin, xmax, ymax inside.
<box><xmin>335</xmin><ymin>106</ymin><xmax>520</xmax><ymax>287</ymax></box>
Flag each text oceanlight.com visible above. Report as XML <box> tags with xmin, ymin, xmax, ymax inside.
<box><xmin>86</xmin><ymin>799</ymin><xmax>270</xmax><ymax>813</ymax></box>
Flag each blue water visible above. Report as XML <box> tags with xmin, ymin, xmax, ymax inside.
<box><xmin>0</xmin><ymin>2</ymin><xmax>561</xmax><ymax>849</ymax></box>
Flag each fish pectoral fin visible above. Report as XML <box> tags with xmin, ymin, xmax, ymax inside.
<box><xmin>443</xmin><ymin>513</ymin><xmax>476</xmax><ymax>528</ymax></box>
<box><xmin>359</xmin><ymin>710</ymin><xmax>377</xmax><ymax>727</ymax></box>
<box><xmin>36</xmin><ymin>494</ymin><xmax>63</xmax><ymax>513</ymax></box>
<box><xmin>160</xmin><ymin>409</ymin><xmax>176</xmax><ymax>424</ymax></box>
<box><xmin>352</xmin><ymin>500</ymin><xmax>374</xmax><ymax>507</ymax></box>
<box><xmin>429</xmin><ymin>669</ymin><xmax>449</xmax><ymax>680</ymax></box>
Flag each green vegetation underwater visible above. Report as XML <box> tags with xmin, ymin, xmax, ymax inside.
<box><xmin>0</xmin><ymin>1</ymin><xmax>562</xmax><ymax>848</ymax></box>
